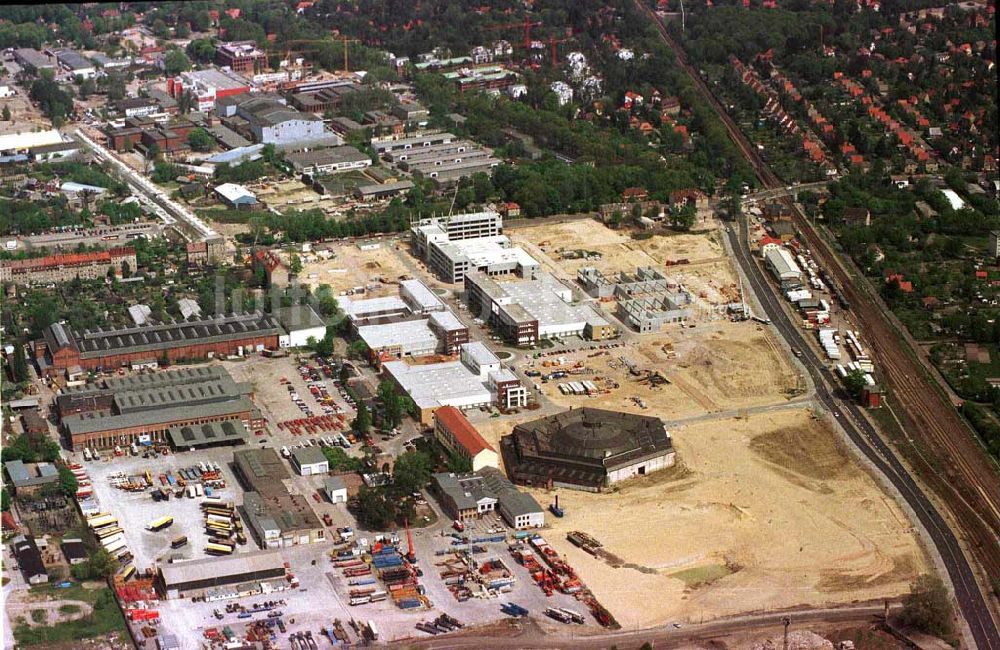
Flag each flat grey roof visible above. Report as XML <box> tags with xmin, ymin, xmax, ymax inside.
<box><xmin>357</xmin><ymin>319</ymin><xmax>438</xmax><ymax>351</ymax></box>
<box><xmin>167</xmin><ymin>419</ymin><xmax>249</xmax><ymax>448</ymax></box>
<box><xmin>286</xmin><ymin>146</ymin><xmax>369</xmax><ymax>170</ymax></box>
<box><xmin>275</xmin><ymin>304</ymin><xmax>325</xmax><ymax>333</ymax></box>
<box><xmin>291</xmin><ymin>446</ymin><xmax>327</xmax><ymax>466</ymax></box>
<box><xmin>356</xmin><ymin>180</ymin><xmax>415</xmax><ymax>196</ymax></box>
<box><xmin>159</xmin><ymin>550</ymin><xmax>285</xmax><ymax>587</ymax></box>
<box><xmin>382</xmin><ymin>359</ymin><xmax>491</xmax><ymax>409</ymax></box>
<box><xmin>4</xmin><ymin>460</ymin><xmax>59</xmax><ymax>488</ymax></box>
<box><xmin>400</xmin><ymin>279</ymin><xmax>443</xmax><ymax>311</ymax></box>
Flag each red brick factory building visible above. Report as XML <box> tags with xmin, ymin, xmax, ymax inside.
<box><xmin>32</xmin><ymin>311</ymin><xmax>284</xmax><ymax>377</ymax></box>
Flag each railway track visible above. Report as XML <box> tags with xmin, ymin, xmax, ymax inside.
<box><xmin>635</xmin><ymin>0</ymin><xmax>1000</xmax><ymax>645</ymax></box>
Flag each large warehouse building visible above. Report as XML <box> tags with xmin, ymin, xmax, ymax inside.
<box><xmin>432</xmin><ymin>468</ymin><xmax>544</xmax><ymax>530</ymax></box>
<box><xmin>382</xmin><ymin>342</ymin><xmax>526</xmax><ymax>424</ymax></box>
<box><xmin>501</xmin><ymin>408</ymin><xmax>676</xmax><ymax>492</ymax></box>
<box><xmin>55</xmin><ymin>366</ymin><xmax>257</xmax><ymax>451</ymax></box>
<box><xmin>156</xmin><ymin>550</ymin><xmax>286</xmax><ymax>599</ymax></box>
<box><xmin>233</xmin><ymin>448</ymin><xmax>325</xmax><ymax>549</ymax></box>
<box><xmin>33</xmin><ymin>311</ymin><xmax>287</xmax><ymax>377</ymax></box>
<box><xmin>465</xmin><ymin>271</ymin><xmax>617</xmax><ymax>346</ymax></box>
<box><xmin>341</xmin><ymin>279</ymin><xmax>469</xmax><ymax>361</ymax></box>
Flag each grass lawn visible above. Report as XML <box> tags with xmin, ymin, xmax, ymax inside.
<box><xmin>14</xmin><ymin>584</ymin><xmax>127</xmax><ymax>648</ymax></box>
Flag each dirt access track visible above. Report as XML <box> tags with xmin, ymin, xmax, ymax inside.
<box><xmin>498</xmin><ymin>409</ymin><xmax>927</xmax><ymax>630</ymax></box>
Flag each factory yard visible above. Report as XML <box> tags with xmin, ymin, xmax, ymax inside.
<box><xmin>81</xmin><ymin>446</ymin><xmax>255</xmax><ymax>572</ymax></box>
<box><xmin>515</xmin><ymin>408</ymin><xmax>928</xmax><ymax>630</ymax></box>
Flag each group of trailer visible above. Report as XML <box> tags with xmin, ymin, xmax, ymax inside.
<box><xmin>414</xmin><ymin>612</ymin><xmax>464</xmax><ymax>635</ymax></box>
<box><xmin>556</xmin><ymin>380</ymin><xmax>603</xmax><ymax>396</ymax></box>
<box><xmin>86</xmin><ymin>511</ymin><xmax>135</xmax><ymax>580</ymax></box>
<box><xmin>201</xmin><ymin>497</ymin><xmax>245</xmax><ymax>555</ymax></box>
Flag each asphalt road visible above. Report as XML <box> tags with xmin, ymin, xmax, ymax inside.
<box><xmin>724</xmin><ymin>218</ymin><xmax>1000</xmax><ymax>650</ymax></box>
<box><xmin>406</xmin><ymin>602</ymin><xmax>895</xmax><ymax>649</ymax></box>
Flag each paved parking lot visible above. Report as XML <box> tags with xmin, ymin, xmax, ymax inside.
<box><xmin>81</xmin><ymin>446</ymin><xmax>252</xmax><ymax>570</ymax></box>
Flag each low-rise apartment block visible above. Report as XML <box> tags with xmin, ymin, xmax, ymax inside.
<box><xmin>1</xmin><ymin>247</ymin><xmax>135</xmax><ymax>286</ymax></box>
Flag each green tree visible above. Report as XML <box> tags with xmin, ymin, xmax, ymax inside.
<box><xmin>175</xmin><ymin>22</ymin><xmax>190</xmax><ymax>39</ymax></box>
<box><xmin>163</xmin><ymin>49</ymin><xmax>191</xmax><ymax>76</ymax></box>
<box><xmin>338</xmin><ymin>363</ymin><xmax>351</xmax><ymax>385</ymax></box>
<box><xmin>314</xmin><ymin>284</ymin><xmax>339</xmax><ymax>316</ymax></box>
<box><xmin>186</xmin><ymin>127</ymin><xmax>213</xmax><ymax>152</ymax></box>
<box><xmin>347</xmin><ymin>340</ymin><xmax>369</xmax><ymax>360</ymax></box>
<box><xmin>177</xmin><ymin>90</ymin><xmax>195</xmax><ymax>115</ymax></box>
<box><xmin>898</xmin><ymin>575</ymin><xmax>953</xmax><ymax>637</ymax></box>
<box><xmin>1</xmin><ymin>487</ymin><xmax>10</xmax><ymax>512</ymax></box>
<box><xmin>10</xmin><ymin>342</ymin><xmax>29</xmax><ymax>383</ymax></box>
<box><xmin>843</xmin><ymin>369</ymin><xmax>868</xmax><ymax>398</ymax></box>
<box><xmin>70</xmin><ymin>548</ymin><xmax>117</xmax><ymax>580</ymax></box>
<box><xmin>354</xmin><ymin>485</ymin><xmax>394</xmax><ymax>530</ymax></box>
<box><xmin>378</xmin><ymin>380</ymin><xmax>405</xmax><ymax>429</ymax></box>
<box><xmin>289</xmin><ymin>254</ymin><xmax>303</xmax><ymax>275</ymax></box>
<box><xmin>2</xmin><ymin>104</ymin><xmax>10</xmax><ymax>121</ymax></box>
<box><xmin>352</xmin><ymin>401</ymin><xmax>372</xmax><ymax>434</ymax></box>
<box><xmin>151</xmin><ymin>19</ymin><xmax>169</xmax><ymax>40</ymax></box>
<box><xmin>391</xmin><ymin>450</ymin><xmax>433</xmax><ymax>495</ymax></box>
<box><xmin>58</xmin><ymin>466</ymin><xmax>79</xmax><ymax>498</ymax></box>
<box><xmin>321</xmin><ymin>446</ymin><xmax>363</xmax><ymax>472</ymax></box>
<box><xmin>668</xmin><ymin>204</ymin><xmax>697</xmax><ymax>231</ymax></box>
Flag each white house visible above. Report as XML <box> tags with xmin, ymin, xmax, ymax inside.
<box><xmin>550</xmin><ymin>81</ymin><xmax>574</xmax><ymax>106</ymax></box>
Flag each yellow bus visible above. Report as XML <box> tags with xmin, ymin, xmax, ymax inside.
<box><xmin>205</xmin><ymin>542</ymin><xmax>234</xmax><ymax>556</ymax></box>
<box><xmin>87</xmin><ymin>514</ymin><xmax>118</xmax><ymax>529</ymax></box>
<box><xmin>146</xmin><ymin>516</ymin><xmax>174</xmax><ymax>532</ymax></box>
<box><xmin>96</xmin><ymin>526</ymin><xmax>124</xmax><ymax>539</ymax></box>
<box><xmin>120</xmin><ymin>564</ymin><xmax>136</xmax><ymax>581</ymax></box>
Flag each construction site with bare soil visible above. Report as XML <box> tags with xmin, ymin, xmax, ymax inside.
<box><xmin>469</xmin><ymin>407</ymin><xmax>929</xmax><ymax>631</ymax></box>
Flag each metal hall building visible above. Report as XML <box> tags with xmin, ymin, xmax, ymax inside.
<box><xmin>501</xmin><ymin>407</ymin><xmax>676</xmax><ymax>492</ymax></box>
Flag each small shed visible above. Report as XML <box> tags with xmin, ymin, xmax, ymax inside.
<box><xmin>324</xmin><ymin>476</ymin><xmax>348</xmax><ymax>503</ymax></box>
<box><xmin>61</xmin><ymin>538</ymin><xmax>88</xmax><ymax>565</ymax></box>
<box><xmin>290</xmin><ymin>446</ymin><xmax>328</xmax><ymax>476</ymax></box>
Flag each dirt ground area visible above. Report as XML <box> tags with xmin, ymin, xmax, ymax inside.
<box><xmin>0</xmin><ymin>88</ymin><xmax>50</xmax><ymax>133</ymax></box>
<box><xmin>247</xmin><ymin>178</ymin><xmax>347</xmax><ymax>215</ymax></box>
<box><xmin>520</xmin><ymin>320</ymin><xmax>801</xmax><ymax>417</ymax></box>
<box><xmin>506</xmin><ymin>408</ymin><xmax>927</xmax><ymax>630</ymax></box>
<box><xmin>508</xmin><ymin>219</ymin><xmax>739</xmax><ymax>314</ymax></box>
<box><xmin>5</xmin><ymin>583</ymin><xmax>101</xmax><ymax>629</ymax></box>
<box><xmin>509</xmin><ymin>220</ymin><xmax>726</xmax><ymax>277</ymax></box>
<box><xmin>298</xmin><ymin>240</ymin><xmax>412</xmax><ymax>294</ymax></box>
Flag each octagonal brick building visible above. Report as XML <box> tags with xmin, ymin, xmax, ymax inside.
<box><xmin>501</xmin><ymin>407</ymin><xmax>675</xmax><ymax>492</ymax></box>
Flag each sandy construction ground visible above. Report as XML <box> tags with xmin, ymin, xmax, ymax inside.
<box><xmin>517</xmin><ymin>408</ymin><xmax>927</xmax><ymax>629</ymax></box>
<box><xmin>509</xmin><ymin>219</ymin><xmax>740</xmax><ymax>313</ymax></box>
<box><xmin>298</xmin><ymin>240</ymin><xmax>411</xmax><ymax>294</ymax></box>
<box><xmin>522</xmin><ymin>320</ymin><xmax>801</xmax><ymax>417</ymax></box>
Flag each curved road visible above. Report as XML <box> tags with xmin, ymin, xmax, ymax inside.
<box><xmin>725</xmin><ymin>218</ymin><xmax>1000</xmax><ymax>650</ymax></box>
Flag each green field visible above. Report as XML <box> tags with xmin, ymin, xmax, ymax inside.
<box><xmin>13</xmin><ymin>583</ymin><xmax>128</xmax><ymax>648</ymax></box>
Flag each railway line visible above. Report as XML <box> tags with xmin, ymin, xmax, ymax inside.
<box><xmin>636</xmin><ymin>1</ymin><xmax>1000</xmax><ymax>646</ymax></box>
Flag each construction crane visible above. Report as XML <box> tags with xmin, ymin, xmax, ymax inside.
<box><xmin>547</xmin><ymin>35</ymin><xmax>574</xmax><ymax>67</ymax></box>
<box><xmin>404</xmin><ymin>518</ymin><xmax>416</xmax><ymax>564</ymax></box>
<box><xmin>483</xmin><ymin>15</ymin><xmax>542</xmax><ymax>52</ymax></box>
<box><xmin>280</xmin><ymin>36</ymin><xmax>360</xmax><ymax>74</ymax></box>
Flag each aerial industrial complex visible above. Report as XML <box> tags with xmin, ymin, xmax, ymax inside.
<box><xmin>4</xmin><ymin>2</ymin><xmax>995</xmax><ymax>648</ymax></box>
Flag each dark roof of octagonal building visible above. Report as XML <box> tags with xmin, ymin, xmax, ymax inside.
<box><xmin>510</xmin><ymin>407</ymin><xmax>672</xmax><ymax>471</ymax></box>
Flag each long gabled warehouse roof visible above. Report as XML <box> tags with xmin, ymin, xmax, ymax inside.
<box><xmin>59</xmin><ymin>311</ymin><xmax>283</xmax><ymax>359</ymax></box>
